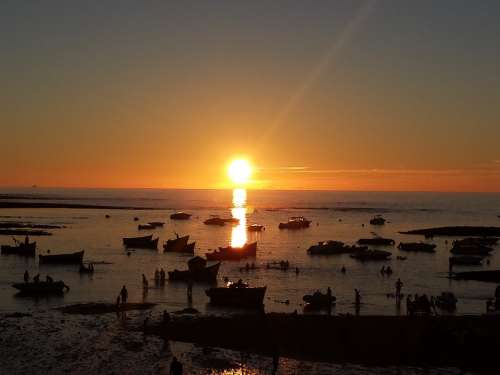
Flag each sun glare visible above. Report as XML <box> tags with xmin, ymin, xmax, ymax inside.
<box><xmin>228</xmin><ymin>159</ymin><xmax>252</xmax><ymax>185</ymax></box>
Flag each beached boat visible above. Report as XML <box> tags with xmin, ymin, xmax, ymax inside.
<box><xmin>205</xmin><ymin>242</ymin><xmax>257</xmax><ymax>261</ymax></box>
<box><xmin>1</xmin><ymin>238</ymin><xmax>36</xmax><ymax>256</ymax></box>
<box><xmin>39</xmin><ymin>250</ymin><xmax>84</xmax><ymax>264</ymax></box>
<box><xmin>170</xmin><ymin>212</ymin><xmax>192</xmax><ymax>220</ymax></box>
<box><xmin>370</xmin><ymin>215</ymin><xmax>386</xmax><ymax>225</ymax></box>
<box><xmin>248</xmin><ymin>224</ymin><xmax>265</xmax><ymax>232</ymax></box>
<box><xmin>303</xmin><ymin>290</ymin><xmax>336</xmax><ymax>307</ymax></box>
<box><xmin>453</xmin><ymin>237</ymin><xmax>498</xmax><ymax>247</ymax></box>
<box><xmin>435</xmin><ymin>292</ymin><xmax>457</xmax><ymax>311</ymax></box>
<box><xmin>12</xmin><ymin>280</ymin><xmax>69</xmax><ymax>295</ymax></box>
<box><xmin>168</xmin><ymin>256</ymin><xmax>220</xmax><ymax>282</ymax></box>
<box><xmin>205</xmin><ymin>283</ymin><xmax>266</xmax><ymax>307</ymax></box>
<box><xmin>163</xmin><ymin>235</ymin><xmax>190</xmax><ymax>253</ymax></box>
<box><xmin>148</xmin><ymin>222</ymin><xmax>165</xmax><ymax>228</ymax></box>
<box><xmin>449</xmin><ymin>255</ymin><xmax>483</xmax><ymax>266</ymax></box>
<box><xmin>450</xmin><ymin>244</ymin><xmax>493</xmax><ymax>255</ymax></box>
<box><xmin>397</xmin><ymin>242</ymin><xmax>436</xmax><ymax>253</ymax></box>
<box><xmin>357</xmin><ymin>237</ymin><xmax>395</xmax><ymax>246</ymax></box>
<box><xmin>451</xmin><ymin>270</ymin><xmax>500</xmax><ymax>282</ymax></box>
<box><xmin>279</xmin><ymin>217</ymin><xmax>311</xmax><ymax>230</ymax></box>
<box><xmin>123</xmin><ymin>234</ymin><xmax>159</xmax><ymax>249</ymax></box>
<box><xmin>350</xmin><ymin>249</ymin><xmax>392</xmax><ymax>261</ymax></box>
<box><xmin>307</xmin><ymin>241</ymin><xmax>366</xmax><ymax>255</ymax></box>
<box><xmin>138</xmin><ymin>223</ymin><xmax>155</xmax><ymax>230</ymax></box>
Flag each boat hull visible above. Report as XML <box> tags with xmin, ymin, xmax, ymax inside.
<box><xmin>1</xmin><ymin>242</ymin><xmax>36</xmax><ymax>256</ymax></box>
<box><xmin>12</xmin><ymin>281</ymin><xmax>68</xmax><ymax>294</ymax></box>
<box><xmin>168</xmin><ymin>263</ymin><xmax>220</xmax><ymax>282</ymax></box>
<box><xmin>123</xmin><ymin>235</ymin><xmax>158</xmax><ymax>249</ymax></box>
<box><xmin>39</xmin><ymin>250</ymin><xmax>84</xmax><ymax>264</ymax></box>
<box><xmin>205</xmin><ymin>286</ymin><xmax>266</xmax><ymax>307</ymax></box>
<box><xmin>163</xmin><ymin>235</ymin><xmax>190</xmax><ymax>253</ymax></box>
<box><xmin>206</xmin><ymin>242</ymin><xmax>257</xmax><ymax>261</ymax></box>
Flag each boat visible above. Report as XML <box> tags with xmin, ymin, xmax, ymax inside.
<box><xmin>123</xmin><ymin>234</ymin><xmax>159</xmax><ymax>249</ymax></box>
<box><xmin>148</xmin><ymin>222</ymin><xmax>165</xmax><ymax>227</ymax></box>
<box><xmin>307</xmin><ymin>241</ymin><xmax>366</xmax><ymax>255</ymax></box>
<box><xmin>350</xmin><ymin>249</ymin><xmax>392</xmax><ymax>261</ymax></box>
<box><xmin>450</xmin><ymin>244</ymin><xmax>493</xmax><ymax>255</ymax></box>
<box><xmin>279</xmin><ymin>217</ymin><xmax>311</xmax><ymax>229</ymax></box>
<box><xmin>138</xmin><ymin>223</ymin><xmax>155</xmax><ymax>230</ymax></box>
<box><xmin>205</xmin><ymin>282</ymin><xmax>266</xmax><ymax>307</ymax></box>
<box><xmin>12</xmin><ymin>281</ymin><xmax>69</xmax><ymax>295</ymax></box>
<box><xmin>39</xmin><ymin>250</ymin><xmax>84</xmax><ymax>264</ymax></box>
<box><xmin>204</xmin><ymin>217</ymin><xmax>226</xmax><ymax>226</ymax></box>
<box><xmin>170</xmin><ymin>212</ymin><xmax>192</xmax><ymax>220</ymax></box>
<box><xmin>303</xmin><ymin>290</ymin><xmax>336</xmax><ymax>308</ymax></box>
<box><xmin>453</xmin><ymin>237</ymin><xmax>498</xmax><ymax>247</ymax></box>
<box><xmin>168</xmin><ymin>256</ymin><xmax>220</xmax><ymax>282</ymax></box>
<box><xmin>450</xmin><ymin>270</ymin><xmax>500</xmax><ymax>282</ymax></box>
<box><xmin>205</xmin><ymin>242</ymin><xmax>257</xmax><ymax>261</ymax></box>
<box><xmin>1</xmin><ymin>238</ymin><xmax>36</xmax><ymax>256</ymax></box>
<box><xmin>248</xmin><ymin>224</ymin><xmax>265</xmax><ymax>232</ymax></box>
<box><xmin>357</xmin><ymin>237</ymin><xmax>395</xmax><ymax>246</ymax></box>
<box><xmin>435</xmin><ymin>292</ymin><xmax>457</xmax><ymax>311</ymax></box>
<box><xmin>449</xmin><ymin>255</ymin><xmax>483</xmax><ymax>266</ymax></box>
<box><xmin>370</xmin><ymin>215</ymin><xmax>386</xmax><ymax>225</ymax></box>
<box><xmin>163</xmin><ymin>235</ymin><xmax>190</xmax><ymax>253</ymax></box>
<box><xmin>397</xmin><ymin>242</ymin><xmax>436</xmax><ymax>253</ymax></box>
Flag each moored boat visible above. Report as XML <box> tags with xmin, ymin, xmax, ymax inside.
<box><xmin>450</xmin><ymin>244</ymin><xmax>492</xmax><ymax>255</ymax></box>
<box><xmin>204</xmin><ymin>217</ymin><xmax>226</xmax><ymax>226</ymax></box>
<box><xmin>39</xmin><ymin>250</ymin><xmax>84</xmax><ymax>264</ymax></box>
<box><xmin>248</xmin><ymin>224</ymin><xmax>265</xmax><ymax>232</ymax></box>
<box><xmin>279</xmin><ymin>217</ymin><xmax>311</xmax><ymax>230</ymax></box>
<box><xmin>370</xmin><ymin>215</ymin><xmax>386</xmax><ymax>225</ymax></box>
<box><xmin>168</xmin><ymin>256</ymin><xmax>220</xmax><ymax>282</ymax></box>
<box><xmin>357</xmin><ymin>237</ymin><xmax>395</xmax><ymax>246</ymax></box>
<box><xmin>138</xmin><ymin>223</ymin><xmax>155</xmax><ymax>230</ymax></box>
<box><xmin>450</xmin><ymin>270</ymin><xmax>500</xmax><ymax>282</ymax></box>
<box><xmin>1</xmin><ymin>237</ymin><xmax>36</xmax><ymax>256</ymax></box>
<box><xmin>148</xmin><ymin>222</ymin><xmax>165</xmax><ymax>228</ymax></box>
<box><xmin>350</xmin><ymin>249</ymin><xmax>392</xmax><ymax>261</ymax></box>
<box><xmin>163</xmin><ymin>235</ymin><xmax>190</xmax><ymax>253</ymax></box>
<box><xmin>205</xmin><ymin>242</ymin><xmax>257</xmax><ymax>261</ymax></box>
<box><xmin>449</xmin><ymin>255</ymin><xmax>483</xmax><ymax>266</ymax></box>
<box><xmin>307</xmin><ymin>241</ymin><xmax>366</xmax><ymax>255</ymax></box>
<box><xmin>12</xmin><ymin>280</ymin><xmax>69</xmax><ymax>295</ymax></box>
<box><xmin>453</xmin><ymin>237</ymin><xmax>498</xmax><ymax>247</ymax></box>
<box><xmin>205</xmin><ymin>282</ymin><xmax>266</xmax><ymax>307</ymax></box>
<box><xmin>397</xmin><ymin>242</ymin><xmax>436</xmax><ymax>253</ymax></box>
<box><xmin>170</xmin><ymin>212</ymin><xmax>192</xmax><ymax>220</ymax></box>
<box><xmin>303</xmin><ymin>289</ymin><xmax>336</xmax><ymax>308</ymax></box>
<box><xmin>123</xmin><ymin>234</ymin><xmax>159</xmax><ymax>249</ymax></box>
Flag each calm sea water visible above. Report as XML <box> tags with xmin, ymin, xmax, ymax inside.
<box><xmin>1</xmin><ymin>188</ymin><xmax>499</xmax><ymax>316</ymax></box>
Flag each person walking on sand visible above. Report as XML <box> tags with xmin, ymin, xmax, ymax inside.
<box><xmin>142</xmin><ymin>274</ymin><xmax>149</xmax><ymax>290</ymax></box>
<box><xmin>169</xmin><ymin>356</ymin><xmax>183</xmax><ymax>375</ymax></box>
<box><xmin>395</xmin><ymin>278</ymin><xmax>403</xmax><ymax>303</ymax></box>
<box><xmin>120</xmin><ymin>285</ymin><xmax>128</xmax><ymax>304</ymax></box>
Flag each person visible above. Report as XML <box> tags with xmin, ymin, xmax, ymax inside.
<box><xmin>386</xmin><ymin>266</ymin><xmax>393</xmax><ymax>275</ymax></box>
<box><xmin>163</xmin><ymin>310</ymin><xmax>171</xmax><ymax>325</ymax></box>
<box><xmin>24</xmin><ymin>236</ymin><xmax>29</xmax><ymax>246</ymax></box>
<box><xmin>295</xmin><ymin>267</ymin><xmax>300</xmax><ymax>274</ymax></box>
<box><xmin>187</xmin><ymin>279</ymin><xmax>193</xmax><ymax>304</ymax></box>
<box><xmin>154</xmin><ymin>269</ymin><xmax>160</xmax><ymax>284</ymax></box>
<box><xmin>33</xmin><ymin>274</ymin><xmax>40</xmax><ymax>283</ymax></box>
<box><xmin>120</xmin><ymin>285</ymin><xmax>128</xmax><ymax>304</ymax></box>
<box><xmin>160</xmin><ymin>268</ymin><xmax>166</xmax><ymax>285</ymax></box>
<box><xmin>395</xmin><ymin>278</ymin><xmax>403</xmax><ymax>302</ymax></box>
<box><xmin>46</xmin><ymin>275</ymin><xmax>53</xmax><ymax>283</ymax></box>
<box><xmin>355</xmin><ymin>289</ymin><xmax>361</xmax><ymax>306</ymax></box>
<box><xmin>116</xmin><ymin>295</ymin><xmax>121</xmax><ymax>308</ymax></box>
<box><xmin>341</xmin><ymin>266</ymin><xmax>346</xmax><ymax>274</ymax></box>
<box><xmin>24</xmin><ymin>270</ymin><xmax>29</xmax><ymax>283</ymax></box>
<box><xmin>406</xmin><ymin>295</ymin><xmax>413</xmax><ymax>316</ymax></box>
<box><xmin>245</xmin><ymin>263</ymin><xmax>250</xmax><ymax>271</ymax></box>
<box><xmin>169</xmin><ymin>357</ymin><xmax>183</xmax><ymax>375</ymax></box>
<box><xmin>380</xmin><ymin>266</ymin><xmax>385</xmax><ymax>275</ymax></box>
<box><xmin>272</xmin><ymin>351</ymin><xmax>279</xmax><ymax>374</ymax></box>
<box><xmin>142</xmin><ymin>274</ymin><xmax>149</xmax><ymax>290</ymax></box>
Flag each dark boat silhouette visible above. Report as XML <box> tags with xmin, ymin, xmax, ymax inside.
<box><xmin>168</xmin><ymin>256</ymin><xmax>220</xmax><ymax>282</ymax></box>
<box><xmin>163</xmin><ymin>235</ymin><xmax>192</xmax><ymax>253</ymax></box>
<box><xmin>39</xmin><ymin>250</ymin><xmax>84</xmax><ymax>264</ymax></box>
<box><xmin>398</xmin><ymin>242</ymin><xmax>436</xmax><ymax>253</ymax></box>
<box><xmin>12</xmin><ymin>280</ymin><xmax>69</xmax><ymax>295</ymax></box>
<box><xmin>451</xmin><ymin>270</ymin><xmax>500</xmax><ymax>282</ymax></box>
<box><xmin>307</xmin><ymin>241</ymin><xmax>366</xmax><ymax>255</ymax></box>
<box><xmin>350</xmin><ymin>249</ymin><xmax>392</xmax><ymax>261</ymax></box>
<box><xmin>370</xmin><ymin>215</ymin><xmax>386</xmax><ymax>225</ymax></box>
<box><xmin>248</xmin><ymin>224</ymin><xmax>265</xmax><ymax>232</ymax></box>
<box><xmin>170</xmin><ymin>212</ymin><xmax>192</xmax><ymax>220</ymax></box>
<box><xmin>1</xmin><ymin>238</ymin><xmax>36</xmax><ymax>256</ymax></box>
<box><xmin>303</xmin><ymin>290</ymin><xmax>336</xmax><ymax>308</ymax></box>
<box><xmin>204</xmin><ymin>216</ymin><xmax>239</xmax><ymax>226</ymax></box>
<box><xmin>357</xmin><ymin>237</ymin><xmax>395</xmax><ymax>246</ymax></box>
<box><xmin>206</xmin><ymin>282</ymin><xmax>266</xmax><ymax>307</ymax></box>
<box><xmin>123</xmin><ymin>234</ymin><xmax>159</xmax><ymax>249</ymax></box>
<box><xmin>138</xmin><ymin>223</ymin><xmax>155</xmax><ymax>230</ymax></box>
<box><xmin>279</xmin><ymin>217</ymin><xmax>311</xmax><ymax>229</ymax></box>
<box><xmin>450</xmin><ymin>244</ymin><xmax>492</xmax><ymax>255</ymax></box>
<box><xmin>205</xmin><ymin>242</ymin><xmax>257</xmax><ymax>261</ymax></box>
<box><xmin>449</xmin><ymin>255</ymin><xmax>483</xmax><ymax>266</ymax></box>
<box><xmin>148</xmin><ymin>222</ymin><xmax>164</xmax><ymax>227</ymax></box>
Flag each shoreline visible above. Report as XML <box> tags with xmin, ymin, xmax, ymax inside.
<box><xmin>0</xmin><ymin>201</ymin><xmax>166</xmax><ymax>210</ymax></box>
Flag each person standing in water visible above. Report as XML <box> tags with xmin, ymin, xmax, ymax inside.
<box><xmin>395</xmin><ymin>278</ymin><xmax>403</xmax><ymax>303</ymax></box>
<box><xmin>120</xmin><ymin>285</ymin><xmax>128</xmax><ymax>304</ymax></box>
<box><xmin>24</xmin><ymin>270</ymin><xmax>29</xmax><ymax>283</ymax></box>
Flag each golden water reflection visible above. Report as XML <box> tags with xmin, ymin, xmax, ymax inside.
<box><xmin>231</xmin><ymin>188</ymin><xmax>247</xmax><ymax>247</ymax></box>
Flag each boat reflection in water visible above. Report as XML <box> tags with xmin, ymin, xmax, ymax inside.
<box><xmin>231</xmin><ymin>188</ymin><xmax>247</xmax><ymax>248</ymax></box>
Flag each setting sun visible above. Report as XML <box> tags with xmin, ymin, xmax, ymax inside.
<box><xmin>228</xmin><ymin>159</ymin><xmax>252</xmax><ymax>185</ymax></box>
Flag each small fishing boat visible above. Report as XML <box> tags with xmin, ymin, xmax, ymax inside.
<box><xmin>39</xmin><ymin>250</ymin><xmax>84</xmax><ymax>264</ymax></box>
<box><xmin>1</xmin><ymin>238</ymin><xmax>36</xmax><ymax>256</ymax></box>
<box><xmin>138</xmin><ymin>223</ymin><xmax>155</xmax><ymax>230</ymax></box>
<box><xmin>204</xmin><ymin>217</ymin><xmax>226</xmax><ymax>226</ymax></box>
<box><xmin>357</xmin><ymin>237</ymin><xmax>395</xmax><ymax>246</ymax></box>
<box><xmin>398</xmin><ymin>242</ymin><xmax>436</xmax><ymax>253</ymax></box>
<box><xmin>163</xmin><ymin>235</ymin><xmax>190</xmax><ymax>253</ymax></box>
<box><xmin>450</xmin><ymin>270</ymin><xmax>500</xmax><ymax>282</ymax></box>
<box><xmin>205</xmin><ymin>242</ymin><xmax>257</xmax><ymax>261</ymax></box>
<box><xmin>123</xmin><ymin>234</ymin><xmax>159</xmax><ymax>249</ymax></box>
<box><xmin>248</xmin><ymin>224</ymin><xmax>265</xmax><ymax>232</ymax></box>
<box><xmin>453</xmin><ymin>237</ymin><xmax>498</xmax><ymax>247</ymax></box>
<box><xmin>205</xmin><ymin>282</ymin><xmax>266</xmax><ymax>307</ymax></box>
<box><xmin>170</xmin><ymin>212</ymin><xmax>192</xmax><ymax>220</ymax></box>
<box><xmin>435</xmin><ymin>292</ymin><xmax>457</xmax><ymax>311</ymax></box>
<box><xmin>148</xmin><ymin>222</ymin><xmax>165</xmax><ymax>228</ymax></box>
<box><xmin>449</xmin><ymin>255</ymin><xmax>483</xmax><ymax>266</ymax></box>
<box><xmin>307</xmin><ymin>241</ymin><xmax>366</xmax><ymax>255</ymax></box>
<box><xmin>303</xmin><ymin>290</ymin><xmax>336</xmax><ymax>308</ymax></box>
<box><xmin>278</xmin><ymin>217</ymin><xmax>311</xmax><ymax>229</ymax></box>
<box><xmin>168</xmin><ymin>256</ymin><xmax>220</xmax><ymax>282</ymax></box>
<box><xmin>12</xmin><ymin>280</ymin><xmax>69</xmax><ymax>295</ymax></box>
<box><xmin>370</xmin><ymin>215</ymin><xmax>386</xmax><ymax>225</ymax></box>
<box><xmin>350</xmin><ymin>249</ymin><xmax>392</xmax><ymax>261</ymax></box>
<box><xmin>450</xmin><ymin>244</ymin><xmax>492</xmax><ymax>255</ymax></box>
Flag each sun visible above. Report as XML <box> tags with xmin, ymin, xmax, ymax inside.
<box><xmin>228</xmin><ymin>159</ymin><xmax>252</xmax><ymax>185</ymax></box>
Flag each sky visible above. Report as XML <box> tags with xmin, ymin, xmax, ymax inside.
<box><xmin>1</xmin><ymin>0</ymin><xmax>500</xmax><ymax>191</ymax></box>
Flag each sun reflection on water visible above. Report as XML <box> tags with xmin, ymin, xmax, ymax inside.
<box><xmin>231</xmin><ymin>188</ymin><xmax>247</xmax><ymax>248</ymax></box>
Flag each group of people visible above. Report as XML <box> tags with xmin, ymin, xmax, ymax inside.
<box><xmin>23</xmin><ymin>270</ymin><xmax>53</xmax><ymax>283</ymax></box>
<box><xmin>406</xmin><ymin>294</ymin><xmax>435</xmax><ymax>315</ymax></box>
<box><xmin>116</xmin><ymin>285</ymin><xmax>128</xmax><ymax>307</ymax></box>
<box><xmin>154</xmin><ymin>269</ymin><xmax>166</xmax><ymax>286</ymax></box>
